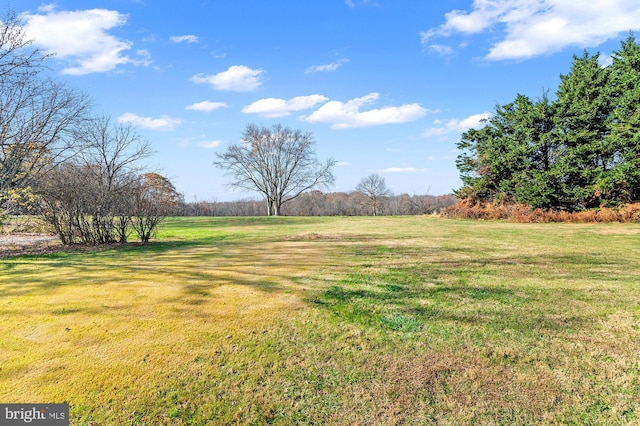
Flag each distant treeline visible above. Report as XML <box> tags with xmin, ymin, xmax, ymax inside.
<box><xmin>177</xmin><ymin>191</ymin><xmax>456</xmax><ymax>216</ymax></box>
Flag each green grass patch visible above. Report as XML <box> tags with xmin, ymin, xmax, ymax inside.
<box><xmin>1</xmin><ymin>216</ymin><xmax>639</xmax><ymax>424</ymax></box>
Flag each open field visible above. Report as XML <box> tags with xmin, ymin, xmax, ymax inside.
<box><xmin>1</xmin><ymin>216</ymin><xmax>640</xmax><ymax>425</ymax></box>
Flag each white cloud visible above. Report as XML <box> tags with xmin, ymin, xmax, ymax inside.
<box><xmin>22</xmin><ymin>6</ymin><xmax>148</xmax><ymax>75</ymax></box>
<box><xmin>170</xmin><ymin>35</ymin><xmax>199</xmax><ymax>43</ymax></box>
<box><xmin>132</xmin><ymin>49</ymin><xmax>152</xmax><ymax>67</ymax></box>
<box><xmin>117</xmin><ymin>113</ymin><xmax>182</xmax><ymax>131</ymax></box>
<box><xmin>421</xmin><ymin>112</ymin><xmax>490</xmax><ymax>138</ymax></box>
<box><xmin>242</xmin><ymin>95</ymin><xmax>328</xmax><ymax>118</ymax></box>
<box><xmin>423</xmin><ymin>0</ymin><xmax>640</xmax><ymax>60</ymax></box>
<box><xmin>345</xmin><ymin>0</ymin><xmax>378</xmax><ymax>8</ymax></box>
<box><xmin>302</xmin><ymin>93</ymin><xmax>428</xmax><ymax>129</ymax></box>
<box><xmin>305</xmin><ymin>59</ymin><xmax>349</xmax><ymax>73</ymax></box>
<box><xmin>186</xmin><ymin>101</ymin><xmax>229</xmax><ymax>112</ymax></box>
<box><xmin>598</xmin><ymin>54</ymin><xmax>613</xmax><ymax>68</ymax></box>
<box><xmin>199</xmin><ymin>140</ymin><xmax>223</xmax><ymax>149</ymax></box>
<box><xmin>382</xmin><ymin>167</ymin><xmax>428</xmax><ymax>173</ymax></box>
<box><xmin>456</xmin><ymin>112</ymin><xmax>492</xmax><ymax>129</ymax></box>
<box><xmin>428</xmin><ymin>44</ymin><xmax>455</xmax><ymax>56</ymax></box>
<box><xmin>421</xmin><ymin>128</ymin><xmax>449</xmax><ymax>138</ymax></box>
<box><xmin>190</xmin><ymin>65</ymin><xmax>265</xmax><ymax>92</ymax></box>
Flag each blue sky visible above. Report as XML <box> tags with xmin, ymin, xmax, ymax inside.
<box><xmin>16</xmin><ymin>0</ymin><xmax>640</xmax><ymax>201</ymax></box>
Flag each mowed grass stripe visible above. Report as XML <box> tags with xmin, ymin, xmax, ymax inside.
<box><xmin>1</xmin><ymin>216</ymin><xmax>639</xmax><ymax>424</ymax></box>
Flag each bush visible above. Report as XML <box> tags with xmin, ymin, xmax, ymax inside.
<box><xmin>619</xmin><ymin>203</ymin><xmax>640</xmax><ymax>222</ymax></box>
<box><xmin>595</xmin><ymin>208</ymin><xmax>621</xmax><ymax>223</ymax></box>
<box><xmin>443</xmin><ymin>201</ymin><xmax>640</xmax><ymax>223</ymax></box>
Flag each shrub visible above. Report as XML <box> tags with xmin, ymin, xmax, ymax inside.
<box><xmin>443</xmin><ymin>201</ymin><xmax>640</xmax><ymax>223</ymax></box>
<box><xmin>595</xmin><ymin>208</ymin><xmax>621</xmax><ymax>223</ymax></box>
<box><xmin>619</xmin><ymin>203</ymin><xmax>640</xmax><ymax>222</ymax></box>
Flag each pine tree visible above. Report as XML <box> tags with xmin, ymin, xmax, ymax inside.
<box><xmin>607</xmin><ymin>33</ymin><xmax>640</xmax><ymax>203</ymax></box>
<box><xmin>552</xmin><ymin>51</ymin><xmax>614</xmax><ymax>209</ymax></box>
<box><xmin>511</xmin><ymin>93</ymin><xmax>559</xmax><ymax>208</ymax></box>
<box><xmin>456</xmin><ymin>94</ymin><xmax>557</xmax><ymax>208</ymax></box>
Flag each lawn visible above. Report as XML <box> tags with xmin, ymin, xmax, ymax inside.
<box><xmin>1</xmin><ymin>216</ymin><xmax>639</xmax><ymax>425</ymax></box>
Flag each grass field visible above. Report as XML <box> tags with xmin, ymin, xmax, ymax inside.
<box><xmin>1</xmin><ymin>216</ymin><xmax>639</xmax><ymax>425</ymax></box>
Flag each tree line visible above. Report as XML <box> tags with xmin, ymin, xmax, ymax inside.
<box><xmin>0</xmin><ymin>11</ymin><xmax>180</xmax><ymax>244</ymax></box>
<box><xmin>178</xmin><ymin>191</ymin><xmax>455</xmax><ymax>217</ymax></box>
<box><xmin>455</xmin><ymin>33</ymin><xmax>640</xmax><ymax>211</ymax></box>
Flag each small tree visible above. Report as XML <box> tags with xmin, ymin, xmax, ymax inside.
<box><xmin>129</xmin><ymin>172</ymin><xmax>181</xmax><ymax>244</ymax></box>
<box><xmin>214</xmin><ymin>123</ymin><xmax>336</xmax><ymax>216</ymax></box>
<box><xmin>356</xmin><ymin>173</ymin><xmax>392</xmax><ymax>216</ymax></box>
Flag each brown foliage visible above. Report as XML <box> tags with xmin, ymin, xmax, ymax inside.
<box><xmin>443</xmin><ymin>201</ymin><xmax>640</xmax><ymax>223</ymax></box>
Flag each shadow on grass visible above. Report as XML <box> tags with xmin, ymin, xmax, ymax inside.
<box><xmin>160</xmin><ymin>215</ymin><xmax>332</xmax><ymax>233</ymax></box>
<box><xmin>0</xmin><ymin>230</ymin><xmax>330</xmax><ymax>304</ymax></box>
<box><xmin>3</xmin><ymin>219</ymin><xmax>638</xmax><ymax>333</ymax></box>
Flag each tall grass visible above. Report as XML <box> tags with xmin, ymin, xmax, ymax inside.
<box><xmin>1</xmin><ymin>216</ymin><xmax>639</xmax><ymax>424</ymax></box>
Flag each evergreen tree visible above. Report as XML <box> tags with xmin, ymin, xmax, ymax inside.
<box><xmin>512</xmin><ymin>93</ymin><xmax>559</xmax><ymax>208</ymax></box>
<box><xmin>552</xmin><ymin>51</ymin><xmax>614</xmax><ymax>209</ymax></box>
<box><xmin>607</xmin><ymin>33</ymin><xmax>640</xmax><ymax>203</ymax></box>
<box><xmin>454</xmin><ymin>36</ymin><xmax>640</xmax><ymax>211</ymax></box>
<box><xmin>456</xmin><ymin>94</ymin><xmax>557</xmax><ymax>207</ymax></box>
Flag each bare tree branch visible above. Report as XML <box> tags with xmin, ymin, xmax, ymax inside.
<box><xmin>0</xmin><ymin>10</ymin><xmax>91</xmax><ymax>194</ymax></box>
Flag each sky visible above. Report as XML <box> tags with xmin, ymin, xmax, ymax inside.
<box><xmin>14</xmin><ymin>0</ymin><xmax>640</xmax><ymax>202</ymax></box>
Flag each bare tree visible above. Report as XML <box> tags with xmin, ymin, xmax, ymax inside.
<box><xmin>214</xmin><ymin>123</ymin><xmax>336</xmax><ymax>216</ymax></box>
<box><xmin>75</xmin><ymin>116</ymin><xmax>152</xmax><ymax>192</ymax></box>
<box><xmin>36</xmin><ymin>117</ymin><xmax>154</xmax><ymax>245</ymax></box>
<box><xmin>0</xmin><ymin>10</ymin><xmax>91</xmax><ymax>197</ymax></box>
<box><xmin>76</xmin><ymin>116</ymin><xmax>152</xmax><ymax>243</ymax></box>
<box><xmin>356</xmin><ymin>173</ymin><xmax>392</xmax><ymax>216</ymax></box>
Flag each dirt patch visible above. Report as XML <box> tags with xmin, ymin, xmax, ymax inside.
<box><xmin>284</xmin><ymin>232</ymin><xmax>343</xmax><ymax>241</ymax></box>
<box><xmin>0</xmin><ymin>234</ymin><xmax>143</xmax><ymax>258</ymax></box>
<box><xmin>284</xmin><ymin>232</ymin><xmax>375</xmax><ymax>242</ymax></box>
<box><xmin>0</xmin><ymin>233</ymin><xmax>62</xmax><ymax>258</ymax></box>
